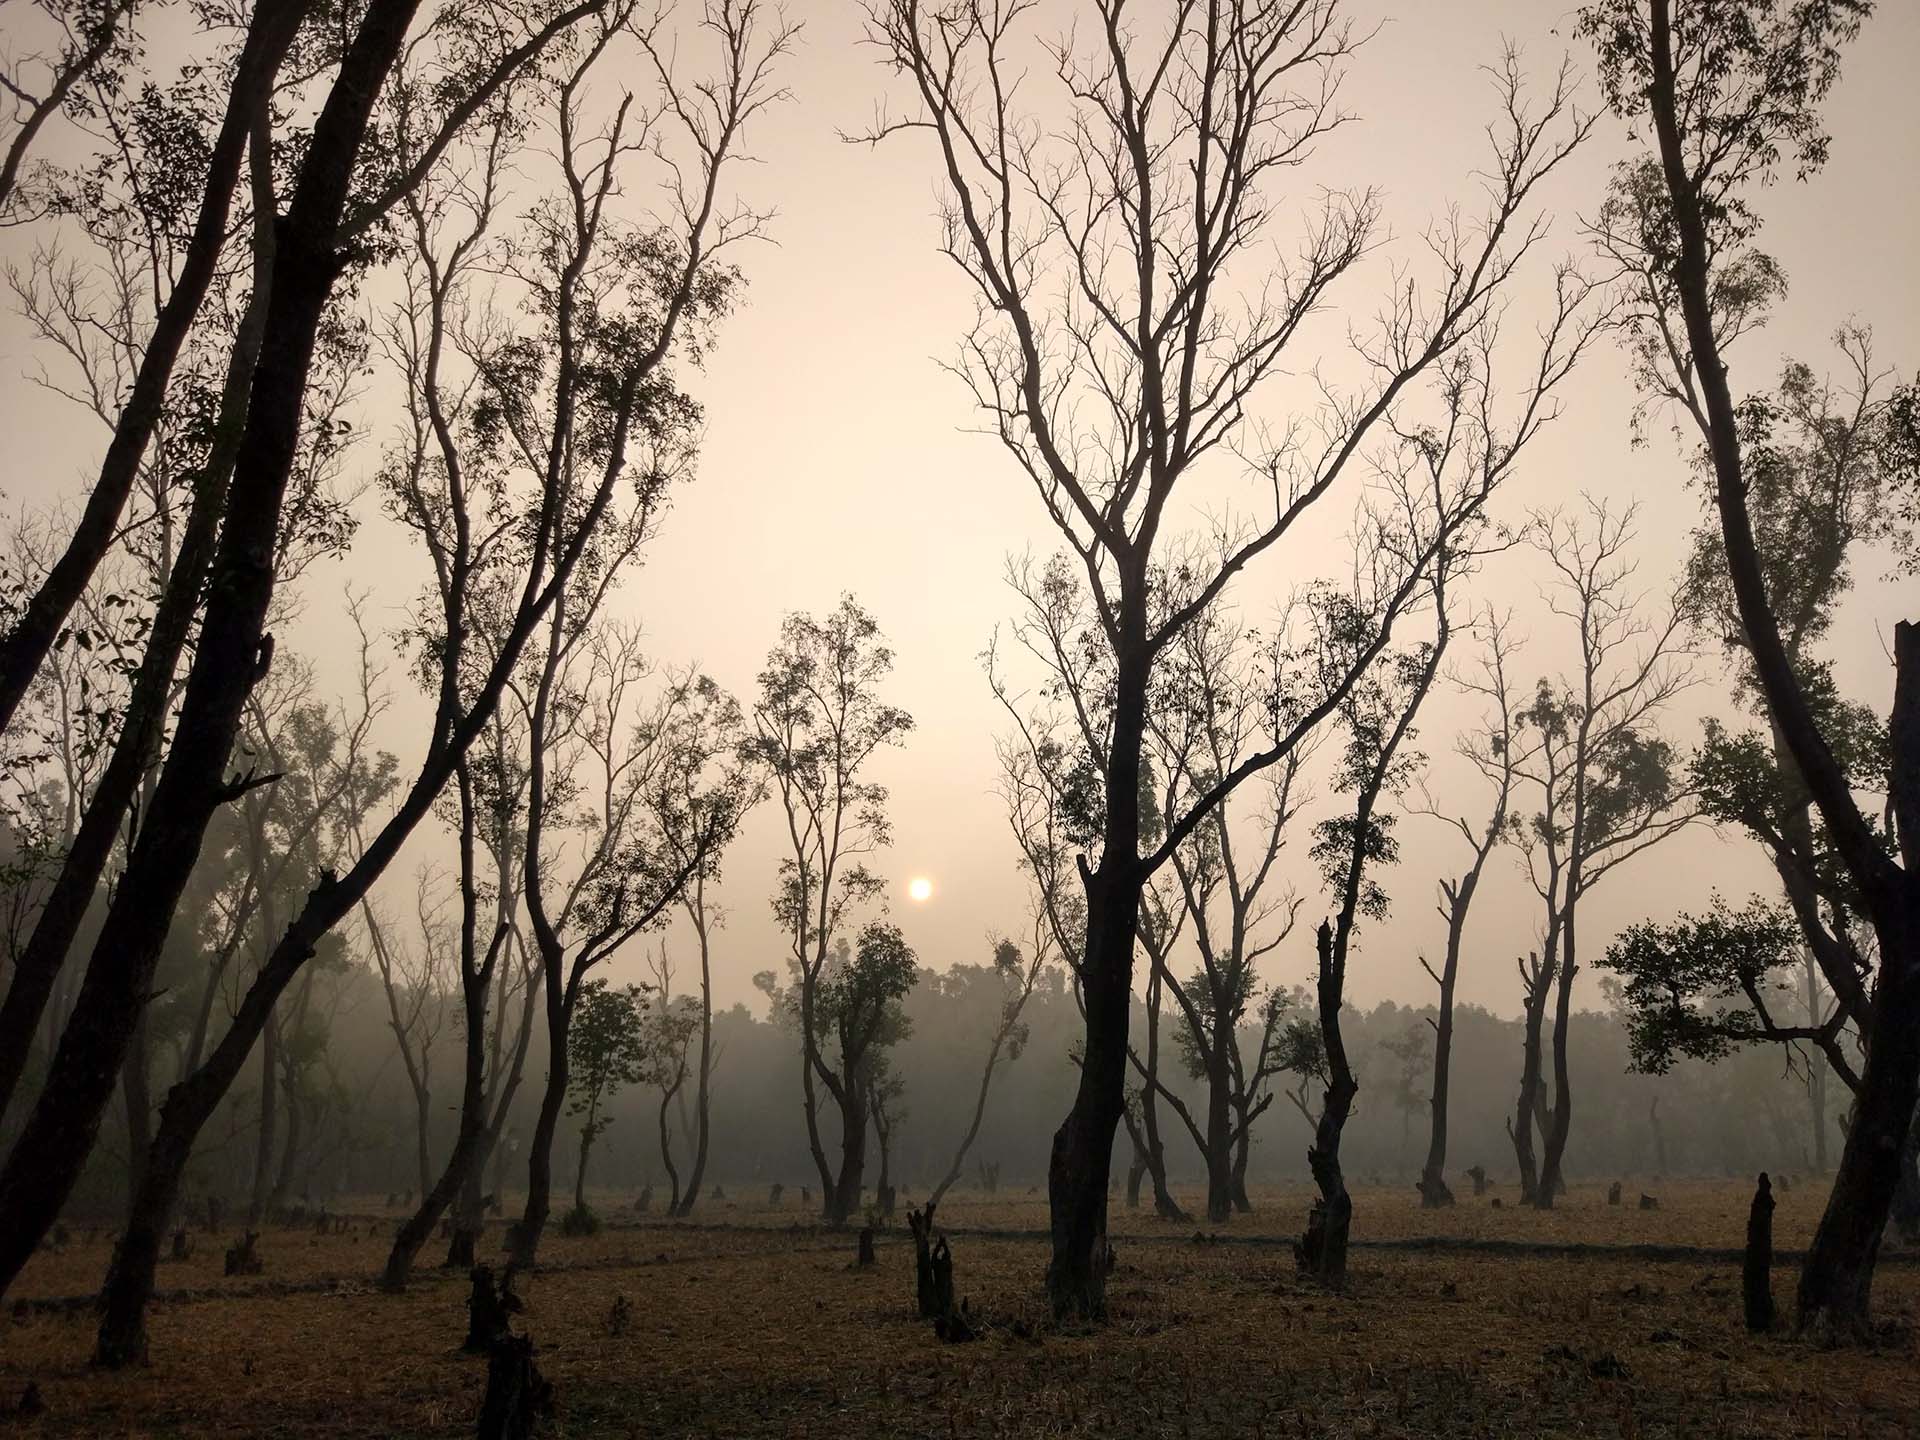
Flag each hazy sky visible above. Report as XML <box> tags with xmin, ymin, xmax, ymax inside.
<box><xmin>3</xmin><ymin>0</ymin><xmax>1916</xmax><ymax>1024</ymax></box>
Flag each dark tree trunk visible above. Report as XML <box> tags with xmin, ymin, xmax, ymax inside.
<box><xmin>1745</xmin><ymin>1172</ymin><xmax>1776</xmax><ymax>1333</ymax></box>
<box><xmin>1420</xmin><ymin>905</ymin><xmax>1468</xmax><ymax>1209</ymax></box>
<box><xmin>1229</xmin><ymin>1115</ymin><xmax>1253</xmax><ymax>1214</ymax></box>
<box><xmin>1048</xmin><ymin>861</ymin><xmax>1136</xmax><ymax>1318</ymax></box>
<box><xmin>1299</xmin><ymin>922</ymin><xmax>1357</xmax><ymax>1285</ymax></box>
<box><xmin>1643</xmin><ymin>0</ymin><xmax>1920</xmax><ymax>1339</ymax></box>
<box><xmin>1203</xmin><ymin>1047</ymin><xmax>1233</xmax><ymax>1224</ymax></box>
<box><xmin>121</xmin><ymin>1013</ymin><xmax>153</xmax><ymax>1223</ymax></box>
<box><xmin>828</xmin><ymin>1081</ymin><xmax>867</xmax><ymax>1225</ymax></box>
<box><xmin>248</xmin><ymin>1016</ymin><xmax>280</xmax><ymax>1227</ymax></box>
<box><xmin>1536</xmin><ymin>895</ymin><xmax>1581</xmax><ymax>1207</ymax></box>
<box><xmin>513</xmin><ymin>1009</ymin><xmax>569</xmax><ymax>1266</ymax></box>
<box><xmin>1136</xmin><ymin>970</ymin><xmax>1187</xmax><ymax>1222</ymax></box>
<box><xmin>0</xmin><ymin>0</ymin><xmax>301</xmax><ymax>743</ymax></box>
<box><xmin>674</xmin><ymin>912</ymin><xmax>715</xmax><ymax>1217</ymax></box>
<box><xmin>1509</xmin><ymin>954</ymin><xmax>1552</xmax><ymax>1206</ymax></box>
<box><xmin>0</xmin><ymin>0</ymin><xmax>426</xmax><ymax>1306</ymax></box>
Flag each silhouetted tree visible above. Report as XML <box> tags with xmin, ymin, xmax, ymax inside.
<box><xmin>1409</xmin><ymin>616</ymin><xmax>1523</xmax><ymax>1206</ymax></box>
<box><xmin>1516</xmin><ymin>501</ymin><xmax>1695</xmax><ymax>1206</ymax></box>
<box><xmin>749</xmin><ymin>598</ymin><xmax>913</xmax><ymax>1222</ymax></box>
<box><xmin>868</xmin><ymin>0</ymin><xmax>1595</xmax><ymax>1317</ymax></box>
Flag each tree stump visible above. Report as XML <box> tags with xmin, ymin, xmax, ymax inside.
<box><xmin>1607</xmin><ymin>1181</ymin><xmax>1623</xmax><ymax>1206</ymax></box>
<box><xmin>1744</xmin><ymin>1172</ymin><xmax>1776</xmax><ymax>1333</ymax></box>
<box><xmin>444</xmin><ymin>1225</ymin><xmax>478</xmax><ymax>1270</ymax></box>
<box><xmin>768</xmin><ymin>1183</ymin><xmax>783</xmax><ymax>1209</ymax></box>
<box><xmin>908</xmin><ymin>1204</ymin><xmax>940</xmax><ymax>1318</ymax></box>
<box><xmin>1639</xmin><ymin>1193</ymin><xmax>1660</xmax><ymax>1211</ymax></box>
<box><xmin>878</xmin><ymin>1184</ymin><xmax>897</xmax><ymax>1221</ymax></box>
<box><xmin>856</xmin><ymin>1227</ymin><xmax>876</xmax><ymax>1267</ymax></box>
<box><xmin>634</xmin><ymin>1185</ymin><xmax>652</xmax><ymax>1214</ymax></box>
<box><xmin>1466</xmin><ymin>1165</ymin><xmax>1489</xmax><ymax>1198</ymax></box>
<box><xmin>929</xmin><ymin>1234</ymin><xmax>955</xmax><ymax>1318</ymax></box>
<box><xmin>224</xmin><ymin>1231</ymin><xmax>262</xmax><ymax>1276</ymax></box>
<box><xmin>464</xmin><ymin>1264</ymin><xmax>524</xmax><ymax>1354</ymax></box>
<box><xmin>170</xmin><ymin>1228</ymin><xmax>191</xmax><ymax>1262</ymax></box>
<box><xmin>1294</xmin><ymin>1193</ymin><xmax>1352</xmax><ymax>1286</ymax></box>
<box><xmin>475</xmin><ymin>1332</ymin><xmax>552</xmax><ymax>1440</ymax></box>
<box><xmin>205</xmin><ymin>1196</ymin><xmax>223</xmax><ymax>1233</ymax></box>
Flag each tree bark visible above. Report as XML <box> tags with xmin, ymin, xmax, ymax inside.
<box><xmin>1301</xmin><ymin>922</ymin><xmax>1357</xmax><ymax>1285</ymax></box>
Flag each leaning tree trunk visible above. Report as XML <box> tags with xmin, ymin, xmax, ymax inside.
<box><xmin>658</xmin><ymin>1086</ymin><xmax>682</xmax><ymax>1215</ymax></box>
<box><xmin>0</xmin><ymin>0</ymin><xmax>426</xmax><ymax>1306</ymax></box>
<box><xmin>513</xmin><ymin>999</ymin><xmax>570</xmax><ymax>1267</ymax></box>
<box><xmin>1229</xmin><ymin>1115</ymin><xmax>1253</xmax><ymax>1213</ymax></box>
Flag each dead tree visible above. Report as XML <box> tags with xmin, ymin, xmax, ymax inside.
<box><xmin>909</xmin><ymin>1203</ymin><xmax>940</xmax><ymax>1318</ymax></box>
<box><xmin>464</xmin><ymin>1264</ymin><xmax>524</xmax><ymax>1354</ymax></box>
<box><xmin>475</xmin><ymin>1333</ymin><xmax>552</xmax><ymax>1440</ymax></box>
<box><xmin>223</xmin><ymin>1231</ymin><xmax>261</xmax><ymax>1277</ymax></box>
<box><xmin>856</xmin><ymin>1228</ymin><xmax>876</xmax><ymax>1267</ymax></box>
<box><xmin>867</xmin><ymin>0</ymin><xmax>1596</xmax><ymax>1320</ymax></box>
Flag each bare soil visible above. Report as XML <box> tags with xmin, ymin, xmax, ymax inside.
<box><xmin>4</xmin><ymin>1180</ymin><xmax>1916</xmax><ymax>1437</ymax></box>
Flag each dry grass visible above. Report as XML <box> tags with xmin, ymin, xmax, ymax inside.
<box><xmin>4</xmin><ymin>1181</ymin><xmax>1916</xmax><ymax>1437</ymax></box>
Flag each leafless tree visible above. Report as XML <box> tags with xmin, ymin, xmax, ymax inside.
<box><xmin>865</xmin><ymin>0</ymin><xmax>1596</xmax><ymax>1315</ymax></box>
<box><xmin>363</xmin><ymin>871</ymin><xmax>457</xmax><ymax>1199</ymax></box>
<box><xmin>1516</xmin><ymin>499</ymin><xmax>1695</xmax><ymax>1207</ymax></box>
<box><xmin>1408</xmin><ymin>613</ymin><xmax>1524</xmax><ymax>1207</ymax></box>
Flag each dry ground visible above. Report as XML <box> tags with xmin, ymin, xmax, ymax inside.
<box><xmin>4</xmin><ymin>1180</ymin><xmax>1917</xmax><ymax>1438</ymax></box>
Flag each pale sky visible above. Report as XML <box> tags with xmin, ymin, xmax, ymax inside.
<box><xmin>3</xmin><ymin>0</ymin><xmax>1915</xmax><ymax>1023</ymax></box>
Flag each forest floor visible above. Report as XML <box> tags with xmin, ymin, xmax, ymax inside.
<box><xmin>4</xmin><ymin>1179</ymin><xmax>1917</xmax><ymax>1437</ymax></box>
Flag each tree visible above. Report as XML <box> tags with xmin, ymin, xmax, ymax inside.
<box><xmin>515</xmin><ymin>618</ymin><xmax>752</xmax><ymax>1264</ymax></box>
<box><xmin>1302</xmin><ymin>578</ymin><xmax>1453</xmax><ymax>1284</ymax></box>
<box><xmin>1580</xmin><ymin>0</ymin><xmax>1918</xmax><ymax>1335</ymax></box>
<box><xmin>750</xmin><ymin>597</ymin><xmax>913</xmax><ymax>1222</ymax></box>
<box><xmin>867</xmin><ymin>0</ymin><xmax>1595</xmax><ymax>1316</ymax></box>
<box><xmin>1409</xmin><ymin>615</ymin><xmax>1523</xmax><ymax>1206</ymax></box>
<box><xmin>649</xmin><ymin>671</ymin><xmax>755</xmax><ymax>1216</ymax></box>
<box><xmin>364</xmin><ymin>871</ymin><xmax>457</xmax><ymax>1199</ymax></box>
<box><xmin>1516</xmin><ymin>500</ymin><xmax>1695</xmax><ymax>1207</ymax></box>
<box><xmin>759</xmin><ymin>921</ymin><xmax>920</xmax><ymax>1223</ymax></box>
<box><xmin>59</xmin><ymin>0</ymin><xmax>785</xmax><ymax>1357</ymax></box>
<box><xmin>564</xmin><ymin>979</ymin><xmax>650</xmax><ymax>1228</ymax></box>
<box><xmin>642</xmin><ymin>948</ymin><xmax>701</xmax><ymax>1214</ymax></box>
<box><xmin>1156</xmin><ymin>613</ymin><xmax>1309</xmax><ymax>1222</ymax></box>
<box><xmin>0</xmin><ymin>0</ymin><xmax>597</xmax><ymax>1306</ymax></box>
<box><xmin>928</xmin><ymin>930</ymin><xmax>1052</xmax><ymax>1208</ymax></box>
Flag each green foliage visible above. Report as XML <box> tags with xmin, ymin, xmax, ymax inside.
<box><xmin>1599</xmin><ymin>894</ymin><xmax>1801</xmax><ymax>1073</ymax></box>
<box><xmin>567</xmin><ymin>980</ymin><xmax>652</xmax><ymax>1148</ymax></box>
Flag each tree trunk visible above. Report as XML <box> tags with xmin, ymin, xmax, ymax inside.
<box><xmin>1745</xmin><ymin>1172</ymin><xmax>1776</xmax><ymax>1333</ymax></box>
<box><xmin>658</xmin><ymin>1085</ymin><xmax>681</xmax><ymax>1214</ymax></box>
<box><xmin>1510</xmin><ymin>957</ymin><xmax>1550</xmax><ymax>1206</ymax></box>
<box><xmin>1047</xmin><ymin>862</ymin><xmax>1136</xmax><ymax>1318</ymax></box>
<box><xmin>1299</xmin><ymin>922</ymin><xmax>1357</xmax><ymax>1286</ymax></box>
<box><xmin>1419</xmin><ymin>913</ymin><xmax>1464</xmax><ymax>1208</ymax></box>
<box><xmin>1137</xmin><ymin>969</ymin><xmax>1187</xmax><ymax>1222</ymax></box>
<box><xmin>513</xmin><ymin>1013</ymin><xmax>569</xmax><ymax>1266</ymax></box>
<box><xmin>1204</xmin><ymin>1047</ymin><xmax>1232</xmax><ymax>1224</ymax></box>
<box><xmin>121</xmin><ymin>1012</ymin><xmax>153</xmax><ymax>1223</ymax></box>
<box><xmin>1795</xmin><ymin>905</ymin><xmax>1920</xmax><ymax>1335</ymax></box>
<box><xmin>1536</xmin><ymin>896</ymin><xmax>1581</xmax><ymax>1207</ymax></box>
<box><xmin>674</xmin><ymin>918</ymin><xmax>715</xmax><ymax>1217</ymax></box>
<box><xmin>572</xmin><ymin>1122</ymin><xmax>594</xmax><ymax>1219</ymax></box>
<box><xmin>0</xmin><ymin>0</ymin><xmax>301</xmax><ymax>741</ymax></box>
<box><xmin>248</xmin><ymin>1015</ymin><xmax>279</xmax><ymax>1227</ymax></box>
<box><xmin>828</xmin><ymin>1080</ymin><xmax>866</xmax><ymax>1225</ymax></box>
<box><xmin>1229</xmin><ymin>1120</ymin><xmax>1252</xmax><ymax>1214</ymax></box>
<box><xmin>0</xmin><ymin>0</ymin><xmax>426</xmax><ymax>1303</ymax></box>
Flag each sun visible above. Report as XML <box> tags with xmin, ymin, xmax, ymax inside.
<box><xmin>907</xmin><ymin>876</ymin><xmax>933</xmax><ymax>903</ymax></box>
